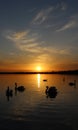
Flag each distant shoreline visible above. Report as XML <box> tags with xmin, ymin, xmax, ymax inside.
<box><xmin>0</xmin><ymin>70</ymin><xmax>78</xmax><ymax>75</ymax></box>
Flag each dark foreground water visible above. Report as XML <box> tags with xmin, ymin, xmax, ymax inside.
<box><xmin>0</xmin><ymin>74</ymin><xmax>78</xmax><ymax>130</ymax></box>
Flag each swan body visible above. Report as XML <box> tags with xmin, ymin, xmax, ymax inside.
<box><xmin>43</xmin><ymin>79</ymin><xmax>47</xmax><ymax>82</ymax></box>
<box><xmin>45</xmin><ymin>86</ymin><xmax>57</xmax><ymax>98</ymax></box>
<box><xmin>15</xmin><ymin>83</ymin><xmax>25</xmax><ymax>92</ymax></box>
<box><xmin>16</xmin><ymin>86</ymin><xmax>25</xmax><ymax>91</ymax></box>
<box><xmin>6</xmin><ymin>87</ymin><xmax>13</xmax><ymax>96</ymax></box>
<box><xmin>69</xmin><ymin>80</ymin><xmax>76</xmax><ymax>86</ymax></box>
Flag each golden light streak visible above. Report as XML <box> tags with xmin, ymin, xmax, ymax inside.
<box><xmin>37</xmin><ymin>74</ymin><xmax>40</xmax><ymax>88</ymax></box>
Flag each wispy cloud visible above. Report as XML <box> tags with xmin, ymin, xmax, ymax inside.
<box><xmin>56</xmin><ymin>20</ymin><xmax>77</xmax><ymax>32</ymax></box>
<box><xmin>5</xmin><ymin>30</ymin><xmax>72</xmax><ymax>55</ymax></box>
<box><xmin>32</xmin><ymin>1</ymin><xmax>68</xmax><ymax>26</ymax></box>
<box><xmin>32</xmin><ymin>7</ymin><xmax>53</xmax><ymax>24</ymax></box>
<box><xmin>5</xmin><ymin>30</ymin><xmax>44</xmax><ymax>54</ymax></box>
<box><xmin>5</xmin><ymin>30</ymin><xmax>29</xmax><ymax>42</ymax></box>
<box><xmin>4</xmin><ymin>29</ymin><xmax>73</xmax><ymax>65</ymax></box>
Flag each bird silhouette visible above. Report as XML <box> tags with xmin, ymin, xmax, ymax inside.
<box><xmin>45</xmin><ymin>86</ymin><xmax>58</xmax><ymax>98</ymax></box>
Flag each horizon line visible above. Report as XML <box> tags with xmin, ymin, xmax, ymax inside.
<box><xmin>0</xmin><ymin>70</ymin><xmax>78</xmax><ymax>75</ymax></box>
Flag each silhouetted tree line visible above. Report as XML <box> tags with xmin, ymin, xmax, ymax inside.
<box><xmin>0</xmin><ymin>70</ymin><xmax>78</xmax><ymax>75</ymax></box>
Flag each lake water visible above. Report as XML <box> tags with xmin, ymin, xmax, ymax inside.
<box><xmin>0</xmin><ymin>74</ymin><xmax>78</xmax><ymax>130</ymax></box>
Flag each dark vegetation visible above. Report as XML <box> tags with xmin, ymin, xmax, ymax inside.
<box><xmin>0</xmin><ymin>70</ymin><xmax>78</xmax><ymax>75</ymax></box>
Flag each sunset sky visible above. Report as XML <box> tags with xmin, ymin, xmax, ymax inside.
<box><xmin>0</xmin><ymin>0</ymin><xmax>78</xmax><ymax>71</ymax></box>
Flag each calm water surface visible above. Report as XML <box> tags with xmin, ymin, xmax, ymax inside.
<box><xmin>0</xmin><ymin>74</ymin><xmax>78</xmax><ymax>130</ymax></box>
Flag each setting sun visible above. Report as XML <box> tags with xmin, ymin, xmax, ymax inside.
<box><xmin>36</xmin><ymin>66</ymin><xmax>41</xmax><ymax>71</ymax></box>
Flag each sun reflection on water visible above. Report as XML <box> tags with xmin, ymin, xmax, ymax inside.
<box><xmin>37</xmin><ymin>74</ymin><xmax>40</xmax><ymax>88</ymax></box>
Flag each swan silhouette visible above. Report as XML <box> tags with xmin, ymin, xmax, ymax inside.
<box><xmin>43</xmin><ymin>79</ymin><xmax>47</xmax><ymax>82</ymax></box>
<box><xmin>45</xmin><ymin>86</ymin><xmax>58</xmax><ymax>98</ymax></box>
<box><xmin>6</xmin><ymin>86</ymin><xmax>13</xmax><ymax>97</ymax></box>
<box><xmin>15</xmin><ymin>82</ymin><xmax>25</xmax><ymax>92</ymax></box>
<box><xmin>69</xmin><ymin>80</ymin><xmax>76</xmax><ymax>86</ymax></box>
